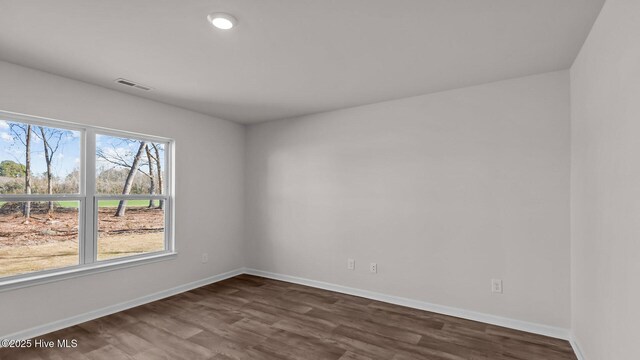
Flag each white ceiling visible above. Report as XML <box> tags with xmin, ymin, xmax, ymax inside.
<box><xmin>0</xmin><ymin>0</ymin><xmax>604</xmax><ymax>124</ymax></box>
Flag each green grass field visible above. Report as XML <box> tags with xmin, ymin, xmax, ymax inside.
<box><xmin>97</xmin><ymin>200</ymin><xmax>151</xmax><ymax>207</ymax></box>
<box><xmin>0</xmin><ymin>200</ymin><xmax>151</xmax><ymax>208</ymax></box>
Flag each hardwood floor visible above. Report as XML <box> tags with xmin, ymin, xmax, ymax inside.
<box><xmin>0</xmin><ymin>275</ymin><xmax>577</xmax><ymax>360</ymax></box>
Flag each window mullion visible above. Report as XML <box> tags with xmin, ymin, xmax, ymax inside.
<box><xmin>83</xmin><ymin>129</ymin><xmax>96</xmax><ymax>265</ymax></box>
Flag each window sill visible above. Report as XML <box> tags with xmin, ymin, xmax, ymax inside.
<box><xmin>0</xmin><ymin>252</ymin><xmax>177</xmax><ymax>293</ymax></box>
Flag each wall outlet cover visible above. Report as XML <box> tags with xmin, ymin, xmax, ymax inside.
<box><xmin>347</xmin><ymin>258</ymin><xmax>355</xmax><ymax>270</ymax></box>
<box><xmin>491</xmin><ymin>279</ymin><xmax>503</xmax><ymax>293</ymax></box>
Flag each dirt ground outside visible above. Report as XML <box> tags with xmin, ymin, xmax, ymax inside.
<box><xmin>0</xmin><ymin>204</ymin><xmax>164</xmax><ymax>278</ymax></box>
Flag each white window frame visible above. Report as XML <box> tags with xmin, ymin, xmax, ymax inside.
<box><xmin>0</xmin><ymin>110</ymin><xmax>176</xmax><ymax>292</ymax></box>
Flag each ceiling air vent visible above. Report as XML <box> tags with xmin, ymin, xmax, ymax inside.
<box><xmin>115</xmin><ymin>78</ymin><xmax>151</xmax><ymax>91</ymax></box>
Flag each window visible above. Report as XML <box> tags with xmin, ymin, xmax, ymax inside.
<box><xmin>0</xmin><ymin>111</ymin><xmax>174</xmax><ymax>288</ymax></box>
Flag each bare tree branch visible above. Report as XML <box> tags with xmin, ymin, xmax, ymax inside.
<box><xmin>97</xmin><ymin>143</ymin><xmax>151</xmax><ymax>178</ymax></box>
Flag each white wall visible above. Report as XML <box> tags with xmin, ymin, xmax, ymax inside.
<box><xmin>0</xmin><ymin>60</ymin><xmax>245</xmax><ymax>336</ymax></box>
<box><xmin>246</xmin><ymin>71</ymin><xmax>571</xmax><ymax>328</ymax></box>
<box><xmin>570</xmin><ymin>0</ymin><xmax>640</xmax><ymax>358</ymax></box>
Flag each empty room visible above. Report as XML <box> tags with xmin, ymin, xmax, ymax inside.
<box><xmin>0</xmin><ymin>0</ymin><xmax>637</xmax><ymax>359</ymax></box>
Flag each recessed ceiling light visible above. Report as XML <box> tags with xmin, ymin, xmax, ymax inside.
<box><xmin>207</xmin><ymin>13</ymin><xmax>237</xmax><ymax>30</ymax></box>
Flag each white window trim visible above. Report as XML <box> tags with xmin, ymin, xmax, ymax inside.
<box><xmin>0</xmin><ymin>110</ymin><xmax>176</xmax><ymax>292</ymax></box>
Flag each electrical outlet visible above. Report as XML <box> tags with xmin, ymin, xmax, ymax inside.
<box><xmin>370</xmin><ymin>262</ymin><xmax>377</xmax><ymax>273</ymax></box>
<box><xmin>347</xmin><ymin>258</ymin><xmax>355</xmax><ymax>270</ymax></box>
<box><xmin>201</xmin><ymin>253</ymin><xmax>209</xmax><ymax>264</ymax></box>
<box><xmin>491</xmin><ymin>279</ymin><xmax>503</xmax><ymax>293</ymax></box>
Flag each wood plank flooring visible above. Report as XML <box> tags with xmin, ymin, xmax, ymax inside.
<box><xmin>0</xmin><ymin>275</ymin><xmax>577</xmax><ymax>360</ymax></box>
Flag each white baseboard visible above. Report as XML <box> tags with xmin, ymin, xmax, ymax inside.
<box><xmin>244</xmin><ymin>268</ymin><xmax>571</xmax><ymax>341</ymax></box>
<box><xmin>2</xmin><ymin>267</ymin><xmax>245</xmax><ymax>341</ymax></box>
<box><xmin>570</xmin><ymin>335</ymin><xmax>587</xmax><ymax>360</ymax></box>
